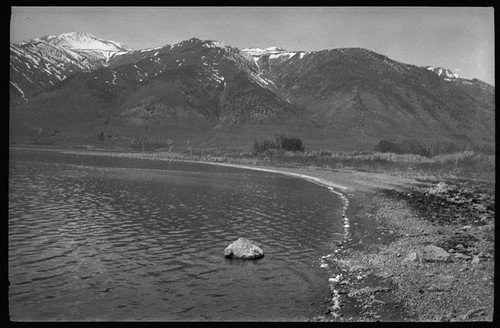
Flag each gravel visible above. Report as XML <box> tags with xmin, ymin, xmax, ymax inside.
<box><xmin>312</xmin><ymin>177</ymin><xmax>494</xmax><ymax>322</ymax></box>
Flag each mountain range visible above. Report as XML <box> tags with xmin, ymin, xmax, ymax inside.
<box><xmin>9</xmin><ymin>32</ymin><xmax>495</xmax><ymax>152</ymax></box>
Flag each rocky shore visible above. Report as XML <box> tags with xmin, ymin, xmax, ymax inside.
<box><xmin>311</xmin><ymin>177</ymin><xmax>495</xmax><ymax>322</ymax></box>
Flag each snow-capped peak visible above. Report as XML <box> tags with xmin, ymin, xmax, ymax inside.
<box><xmin>177</xmin><ymin>37</ymin><xmax>228</xmax><ymax>50</ymax></box>
<box><xmin>242</xmin><ymin>46</ymin><xmax>308</xmax><ymax>67</ymax></box>
<box><xmin>36</xmin><ymin>32</ymin><xmax>130</xmax><ymax>52</ymax></box>
<box><xmin>242</xmin><ymin>47</ymin><xmax>289</xmax><ymax>57</ymax></box>
<box><xmin>265</xmin><ymin>46</ymin><xmax>287</xmax><ymax>52</ymax></box>
<box><xmin>424</xmin><ymin>66</ymin><xmax>461</xmax><ymax>79</ymax></box>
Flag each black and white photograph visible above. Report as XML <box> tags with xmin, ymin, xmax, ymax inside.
<box><xmin>9</xmin><ymin>6</ymin><xmax>494</xmax><ymax>321</ymax></box>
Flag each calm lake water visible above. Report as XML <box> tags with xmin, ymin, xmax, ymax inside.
<box><xmin>9</xmin><ymin>148</ymin><xmax>345</xmax><ymax>321</ymax></box>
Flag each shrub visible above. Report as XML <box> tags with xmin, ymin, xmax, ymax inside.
<box><xmin>281</xmin><ymin>137</ymin><xmax>305</xmax><ymax>152</ymax></box>
<box><xmin>253</xmin><ymin>138</ymin><xmax>279</xmax><ymax>154</ymax></box>
<box><xmin>375</xmin><ymin>139</ymin><xmax>401</xmax><ymax>154</ymax></box>
<box><xmin>253</xmin><ymin>134</ymin><xmax>305</xmax><ymax>154</ymax></box>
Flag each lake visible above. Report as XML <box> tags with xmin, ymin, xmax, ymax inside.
<box><xmin>9</xmin><ymin>148</ymin><xmax>345</xmax><ymax>321</ymax></box>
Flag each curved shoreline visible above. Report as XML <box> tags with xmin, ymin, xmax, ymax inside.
<box><xmin>192</xmin><ymin>160</ymin><xmax>352</xmax><ymax>237</ymax></box>
<box><xmin>194</xmin><ymin>160</ymin><xmax>349</xmax><ymax>191</ymax></box>
<box><xmin>12</xmin><ymin>147</ymin><xmax>494</xmax><ymax>321</ymax></box>
<box><xmin>11</xmin><ymin>146</ymin><xmax>355</xmax><ymax>319</ymax></box>
<box><xmin>13</xmin><ymin>145</ymin><xmax>354</xmax><ymax>234</ymax></box>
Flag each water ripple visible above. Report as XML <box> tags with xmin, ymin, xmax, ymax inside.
<box><xmin>9</xmin><ymin>149</ymin><xmax>344</xmax><ymax>320</ymax></box>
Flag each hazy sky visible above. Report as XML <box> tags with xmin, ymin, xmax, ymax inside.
<box><xmin>10</xmin><ymin>7</ymin><xmax>495</xmax><ymax>85</ymax></box>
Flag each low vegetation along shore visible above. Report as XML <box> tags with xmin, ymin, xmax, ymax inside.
<box><xmin>11</xmin><ymin>145</ymin><xmax>495</xmax><ymax>321</ymax></box>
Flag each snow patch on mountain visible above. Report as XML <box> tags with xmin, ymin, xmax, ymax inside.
<box><xmin>18</xmin><ymin>32</ymin><xmax>132</xmax><ymax>70</ymax></box>
<box><xmin>203</xmin><ymin>40</ymin><xmax>227</xmax><ymax>49</ymax></box>
<box><xmin>248</xmin><ymin>71</ymin><xmax>277</xmax><ymax>91</ymax></box>
<box><xmin>10</xmin><ymin>32</ymin><xmax>136</xmax><ymax>104</ymax></box>
<box><xmin>242</xmin><ymin>47</ymin><xmax>307</xmax><ymax>65</ymax></box>
<box><xmin>38</xmin><ymin>32</ymin><xmax>130</xmax><ymax>52</ymax></box>
<box><xmin>242</xmin><ymin>47</ymin><xmax>289</xmax><ymax>56</ymax></box>
<box><xmin>269</xmin><ymin>52</ymin><xmax>297</xmax><ymax>60</ymax></box>
<box><xmin>10</xmin><ymin>81</ymin><xmax>27</xmax><ymax>100</ymax></box>
<box><xmin>424</xmin><ymin>66</ymin><xmax>461</xmax><ymax>79</ymax></box>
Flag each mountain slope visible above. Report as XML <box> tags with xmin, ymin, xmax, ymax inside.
<box><xmin>10</xmin><ymin>37</ymin><xmax>297</xmax><ymax>147</ymax></box>
<box><xmin>10</xmin><ymin>32</ymin><xmax>130</xmax><ymax>106</ymax></box>
<box><xmin>243</xmin><ymin>47</ymin><xmax>495</xmax><ymax>149</ymax></box>
<box><xmin>10</xmin><ymin>34</ymin><xmax>495</xmax><ymax>151</ymax></box>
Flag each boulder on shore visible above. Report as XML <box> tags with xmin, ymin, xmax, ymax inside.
<box><xmin>403</xmin><ymin>246</ymin><xmax>451</xmax><ymax>264</ymax></box>
<box><xmin>402</xmin><ymin>250</ymin><xmax>424</xmax><ymax>265</ymax></box>
<box><xmin>224</xmin><ymin>238</ymin><xmax>264</xmax><ymax>260</ymax></box>
<box><xmin>427</xmin><ymin>182</ymin><xmax>456</xmax><ymax>195</ymax></box>
<box><xmin>422</xmin><ymin>245</ymin><xmax>451</xmax><ymax>262</ymax></box>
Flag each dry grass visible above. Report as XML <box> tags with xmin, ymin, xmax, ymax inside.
<box><xmin>150</xmin><ymin>148</ymin><xmax>495</xmax><ymax>181</ymax></box>
<box><xmin>232</xmin><ymin>149</ymin><xmax>495</xmax><ymax>181</ymax></box>
<box><xmin>25</xmin><ymin>141</ymin><xmax>494</xmax><ymax>182</ymax></box>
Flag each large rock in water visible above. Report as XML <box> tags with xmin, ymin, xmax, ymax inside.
<box><xmin>224</xmin><ymin>238</ymin><xmax>264</xmax><ymax>260</ymax></box>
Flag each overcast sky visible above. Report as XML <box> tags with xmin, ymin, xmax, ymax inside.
<box><xmin>10</xmin><ymin>7</ymin><xmax>495</xmax><ymax>85</ymax></box>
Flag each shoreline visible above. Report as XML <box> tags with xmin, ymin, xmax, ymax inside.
<box><xmin>9</xmin><ymin>146</ymin><xmax>495</xmax><ymax>321</ymax></box>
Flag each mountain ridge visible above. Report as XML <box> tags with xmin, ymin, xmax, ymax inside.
<box><xmin>9</xmin><ymin>33</ymin><xmax>495</xmax><ymax>152</ymax></box>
